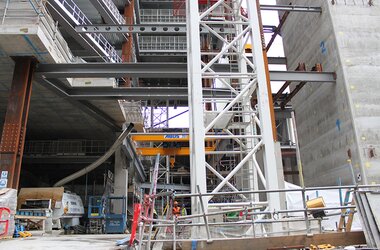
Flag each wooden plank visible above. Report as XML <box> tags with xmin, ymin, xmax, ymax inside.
<box><xmin>179</xmin><ymin>232</ymin><xmax>366</xmax><ymax>250</ymax></box>
<box><xmin>15</xmin><ymin>215</ymin><xmax>47</xmax><ymax>220</ymax></box>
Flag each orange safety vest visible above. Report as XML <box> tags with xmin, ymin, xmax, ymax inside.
<box><xmin>173</xmin><ymin>206</ymin><xmax>180</xmax><ymax>215</ymax></box>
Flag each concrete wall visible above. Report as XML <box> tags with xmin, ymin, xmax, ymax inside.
<box><xmin>329</xmin><ymin>0</ymin><xmax>380</xmax><ymax>185</ymax></box>
<box><xmin>277</xmin><ymin>0</ymin><xmax>380</xmax><ymax>186</ymax></box>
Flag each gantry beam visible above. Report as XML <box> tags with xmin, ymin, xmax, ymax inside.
<box><xmin>136</xmin><ymin>147</ymin><xmax>215</xmax><ymax>156</ymax></box>
<box><xmin>131</xmin><ymin>133</ymin><xmax>216</xmax><ymax>142</ymax></box>
<box><xmin>131</xmin><ymin>134</ymin><xmax>190</xmax><ymax>142</ymax></box>
<box><xmin>35</xmin><ymin>63</ymin><xmax>336</xmax><ymax>82</ymax></box>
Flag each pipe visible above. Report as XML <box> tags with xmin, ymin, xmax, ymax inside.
<box><xmin>53</xmin><ymin>123</ymin><xmax>134</xmax><ymax>187</ymax></box>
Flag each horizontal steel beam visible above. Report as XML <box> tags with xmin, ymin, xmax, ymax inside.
<box><xmin>75</xmin><ymin>24</ymin><xmax>276</xmax><ymax>34</ymax></box>
<box><xmin>67</xmin><ymin>87</ymin><xmax>234</xmax><ymax>100</ymax></box>
<box><xmin>260</xmin><ymin>4</ymin><xmax>322</xmax><ymax>13</ymax></box>
<box><xmin>34</xmin><ymin>76</ymin><xmax>121</xmax><ymax>130</ymax></box>
<box><xmin>269</xmin><ymin>70</ymin><xmax>335</xmax><ymax>82</ymax></box>
<box><xmin>138</xmin><ymin>1</ymin><xmax>322</xmax><ymax>13</ymax></box>
<box><xmin>36</xmin><ymin>63</ymin><xmax>186</xmax><ymax>78</ymax></box>
<box><xmin>37</xmin><ymin>77</ymin><xmax>233</xmax><ymax>102</ymax></box>
<box><xmin>138</xmin><ymin>52</ymin><xmax>287</xmax><ymax>65</ymax></box>
<box><xmin>36</xmin><ymin>63</ymin><xmax>336</xmax><ymax>82</ymax></box>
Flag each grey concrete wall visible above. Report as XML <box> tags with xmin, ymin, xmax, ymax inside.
<box><xmin>329</xmin><ymin>1</ymin><xmax>380</xmax><ymax>185</ymax></box>
<box><xmin>277</xmin><ymin>0</ymin><xmax>380</xmax><ymax>186</ymax></box>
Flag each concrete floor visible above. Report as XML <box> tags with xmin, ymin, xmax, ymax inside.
<box><xmin>0</xmin><ymin>233</ymin><xmax>129</xmax><ymax>250</ymax></box>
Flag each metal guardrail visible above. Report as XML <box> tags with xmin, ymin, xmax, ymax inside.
<box><xmin>54</xmin><ymin>0</ymin><xmax>121</xmax><ymax>63</ymax></box>
<box><xmin>24</xmin><ymin>140</ymin><xmax>110</xmax><ymax>156</ymax></box>
<box><xmin>136</xmin><ymin>184</ymin><xmax>380</xmax><ymax>249</ymax></box>
<box><xmin>101</xmin><ymin>0</ymin><xmax>125</xmax><ymax>25</ymax></box>
<box><xmin>140</xmin><ymin>9</ymin><xmax>186</xmax><ymax>23</ymax></box>
<box><xmin>139</xmin><ymin>36</ymin><xmax>187</xmax><ymax>52</ymax></box>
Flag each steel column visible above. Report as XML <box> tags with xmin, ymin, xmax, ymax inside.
<box><xmin>0</xmin><ymin>57</ymin><xmax>36</xmax><ymax>189</ymax></box>
<box><xmin>247</xmin><ymin>0</ymin><xmax>282</xmax><ymax>217</ymax></box>
<box><xmin>186</xmin><ymin>0</ymin><xmax>208</xmax><ymax>218</ymax></box>
<box><xmin>122</xmin><ymin>0</ymin><xmax>134</xmax><ymax>87</ymax></box>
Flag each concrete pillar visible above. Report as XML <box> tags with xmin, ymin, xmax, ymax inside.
<box><xmin>114</xmin><ymin>147</ymin><xmax>128</xmax><ymax>213</ymax></box>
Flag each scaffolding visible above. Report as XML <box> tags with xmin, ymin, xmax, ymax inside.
<box><xmin>186</xmin><ymin>0</ymin><xmax>283</xmax><ymax>238</ymax></box>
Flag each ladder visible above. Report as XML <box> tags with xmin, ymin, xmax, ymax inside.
<box><xmin>337</xmin><ymin>190</ymin><xmax>355</xmax><ymax>232</ymax></box>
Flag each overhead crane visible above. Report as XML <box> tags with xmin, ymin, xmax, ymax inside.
<box><xmin>130</xmin><ymin>133</ymin><xmax>217</xmax><ymax>156</ymax></box>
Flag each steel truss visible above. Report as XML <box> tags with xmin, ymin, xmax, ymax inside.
<box><xmin>187</xmin><ymin>0</ymin><xmax>283</xmax><ymax>234</ymax></box>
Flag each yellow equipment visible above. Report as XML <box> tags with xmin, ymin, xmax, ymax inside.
<box><xmin>306</xmin><ymin>197</ymin><xmax>326</xmax><ymax>218</ymax></box>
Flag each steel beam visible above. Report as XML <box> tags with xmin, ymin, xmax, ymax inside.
<box><xmin>247</xmin><ymin>0</ymin><xmax>281</xmax><ymax>222</ymax></box>
<box><xmin>36</xmin><ymin>77</ymin><xmax>121</xmax><ymax>131</ymax></box>
<box><xmin>139</xmin><ymin>53</ymin><xmax>287</xmax><ymax>65</ymax></box>
<box><xmin>0</xmin><ymin>57</ymin><xmax>36</xmax><ymax>189</ymax></box>
<box><xmin>138</xmin><ymin>1</ymin><xmax>322</xmax><ymax>13</ymax></box>
<box><xmin>260</xmin><ymin>4</ymin><xmax>322</xmax><ymax>13</ymax></box>
<box><xmin>187</xmin><ymin>0</ymin><xmax>208</xmax><ymax>221</ymax></box>
<box><xmin>35</xmin><ymin>63</ymin><xmax>336</xmax><ymax>82</ymax></box>
<box><xmin>75</xmin><ymin>24</ymin><xmax>275</xmax><ymax>34</ymax></box>
<box><xmin>36</xmin><ymin>63</ymin><xmax>186</xmax><ymax>78</ymax></box>
<box><xmin>67</xmin><ymin>86</ymin><xmax>234</xmax><ymax>100</ymax></box>
<box><xmin>36</xmin><ymin>77</ymin><xmax>233</xmax><ymax>105</ymax></box>
<box><xmin>136</xmin><ymin>147</ymin><xmax>215</xmax><ymax>156</ymax></box>
<box><xmin>269</xmin><ymin>70</ymin><xmax>334</xmax><ymax>82</ymax></box>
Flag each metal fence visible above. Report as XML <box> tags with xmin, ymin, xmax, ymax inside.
<box><xmin>54</xmin><ymin>0</ymin><xmax>121</xmax><ymax>63</ymax></box>
<box><xmin>24</xmin><ymin>140</ymin><xmax>110</xmax><ymax>156</ymax></box>
<box><xmin>135</xmin><ymin>184</ymin><xmax>380</xmax><ymax>249</ymax></box>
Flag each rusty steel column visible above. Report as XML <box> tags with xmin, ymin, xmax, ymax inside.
<box><xmin>0</xmin><ymin>57</ymin><xmax>36</xmax><ymax>189</ymax></box>
<box><xmin>122</xmin><ymin>0</ymin><xmax>135</xmax><ymax>87</ymax></box>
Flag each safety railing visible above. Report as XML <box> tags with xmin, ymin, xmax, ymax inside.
<box><xmin>54</xmin><ymin>0</ymin><xmax>121</xmax><ymax>63</ymax></box>
<box><xmin>134</xmin><ymin>184</ymin><xmax>380</xmax><ymax>249</ymax></box>
<box><xmin>101</xmin><ymin>0</ymin><xmax>125</xmax><ymax>25</ymax></box>
<box><xmin>139</xmin><ymin>36</ymin><xmax>187</xmax><ymax>52</ymax></box>
<box><xmin>24</xmin><ymin>140</ymin><xmax>110</xmax><ymax>156</ymax></box>
<box><xmin>140</xmin><ymin>9</ymin><xmax>186</xmax><ymax>23</ymax></box>
<box><xmin>331</xmin><ymin>0</ymin><xmax>374</xmax><ymax>6</ymax></box>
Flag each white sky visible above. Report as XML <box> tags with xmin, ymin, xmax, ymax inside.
<box><xmin>168</xmin><ymin>0</ymin><xmax>286</xmax><ymax>128</ymax></box>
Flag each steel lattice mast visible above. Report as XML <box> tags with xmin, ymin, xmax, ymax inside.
<box><xmin>186</xmin><ymin>0</ymin><xmax>284</xmax><ymax>232</ymax></box>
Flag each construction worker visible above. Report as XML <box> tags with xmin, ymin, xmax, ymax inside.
<box><xmin>172</xmin><ymin>201</ymin><xmax>180</xmax><ymax>217</ymax></box>
<box><xmin>181</xmin><ymin>204</ymin><xmax>187</xmax><ymax>216</ymax></box>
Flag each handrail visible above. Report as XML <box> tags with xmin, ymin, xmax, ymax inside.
<box><xmin>54</xmin><ymin>0</ymin><xmax>121</xmax><ymax>63</ymax></box>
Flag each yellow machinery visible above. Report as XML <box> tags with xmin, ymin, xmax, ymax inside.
<box><xmin>130</xmin><ymin>134</ymin><xmax>217</xmax><ymax>156</ymax></box>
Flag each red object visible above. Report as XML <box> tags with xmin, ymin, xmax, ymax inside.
<box><xmin>0</xmin><ymin>207</ymin><xmax>10</xmax><ymax>237</ymax></box>
<box><xmin>129</xmin><ymin>203</ymin><xmax>141</xmax><ymax>246</ymax></box>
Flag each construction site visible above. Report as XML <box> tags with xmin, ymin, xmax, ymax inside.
<box><xmin>0</xmin><ymin>0</ymin><xmax>379</xmax><ymax>249</ymax></box>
